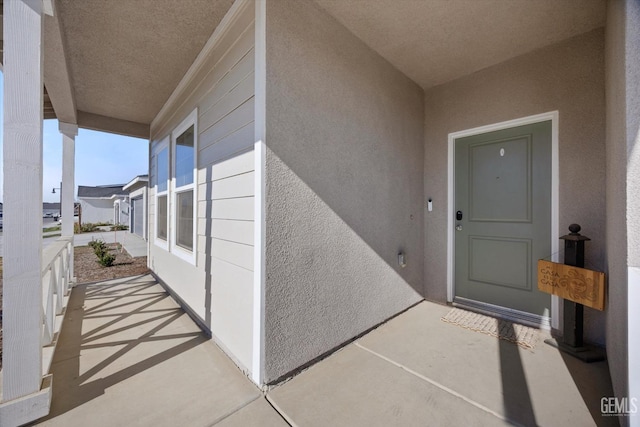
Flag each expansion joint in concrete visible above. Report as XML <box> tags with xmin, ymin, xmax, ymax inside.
<box><xmin>353</xmin><ymin>342</ymin><xmax>523</xmax><ymax>427</ymax></box>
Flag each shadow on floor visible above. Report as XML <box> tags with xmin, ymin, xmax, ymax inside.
<box><xmin>498</xmin><ymin>321</ymin><xmax>538</xmax><ymax>426</ymax></box>
<box><xmin>266</xmin><ymin>302</ymin><xmax>620</xmax><ymax>427</ymax></box>
<box><xmin>37</xmin><ymin>275</ymin><xmax>206</xmax><ymax>421</ymax></box>
<box><xmin>559</xmin><ymin>349</ymin><xmax>620</xmax><ymax>426</ymax></box>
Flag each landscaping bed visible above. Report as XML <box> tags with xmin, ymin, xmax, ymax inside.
<box><xmin>74</xmin><ymin>244</ymin><xmax>149</xmax><ymax>283</ymax></box>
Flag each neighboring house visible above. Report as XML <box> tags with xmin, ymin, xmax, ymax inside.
<box><xmin>77</xmin><ymin>184</ymin><xmax>128</xmax><ymax>225</ymax></box>
<box><xmin>123</xmin><ymin>175</ymin><xmax>148</xmax><ymax>239</ymax></box>
<box><xmin>1</xmin><ymin>1</ymin><xmax>639</xmax><ymax>425</ymax></box>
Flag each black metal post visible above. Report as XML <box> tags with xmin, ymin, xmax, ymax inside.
<box><xmin>545</xmin><ymin>224</ymin><xmax>605</xmax><ymax>362</ymax></box>
<box><xmin>561</xmin><ymin>224</ymin><xmax>588</xmax><ymax>348</ymax></box>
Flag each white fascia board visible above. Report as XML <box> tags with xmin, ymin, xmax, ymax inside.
<box><xmin>123</xmin><ymin>176</ymin><xmax>149</xmax><ymax>191</ymax></box>
<box><xmin>79</xmin><ymin>196</ymin><xmax>123</xmax><ymax>200</ymax></box>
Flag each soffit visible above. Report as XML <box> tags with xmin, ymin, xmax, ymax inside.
<box><xmin>55</xmin><ymin>0</ymin><xmax>235</xmax><ymax>125</ymax></box>
<box><xmin>313</xmin><ymin>0</ymin><xmax>606</xmax><ymax>90</ymax></box>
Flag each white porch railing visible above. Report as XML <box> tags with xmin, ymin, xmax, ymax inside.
<box><xmin>41</xmin><ymin>236</ymin><xmax>73</xmax><ymax>375</ymax></box>
<box><xmin>0</xmin><ymin>236</ymin><xmax>74</xmax><ymax>426</ymax></box>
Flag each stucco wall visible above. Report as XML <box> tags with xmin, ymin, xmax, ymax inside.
<box><xmin>605</xmin><ymin>0</ymin><xmax>629</xmax><ymax>411</ymax></box>
<box><xmin>264</xmin><ymin>0</ymin><xmax>424</xmax><ymax>382</ymax></box>
<box><xmin>423</xmin><ymin>29</ymin><xmax>607</xmax><ymax>344</ymax></box>
<box><xmin>79</xmin><ymin>198</ymin><xmax>118</xmax><ymax>224</ymax></box>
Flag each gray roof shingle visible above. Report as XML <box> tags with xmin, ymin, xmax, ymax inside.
<box><xmin>78</xmin><ymin>184</ymin><xmax>127</xmax><ymax>198</ymax></box>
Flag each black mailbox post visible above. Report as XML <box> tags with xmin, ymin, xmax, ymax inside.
<box><xmin>544</xmin><ymin>224</ymin><xmax>606</xmax><ymax>362</ymax></box>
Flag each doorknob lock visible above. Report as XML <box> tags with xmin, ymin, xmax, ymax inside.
<box><xmin>456</xmin><ymin>225</ymin><xmax>463</xmax><ymax>231</ymax></box>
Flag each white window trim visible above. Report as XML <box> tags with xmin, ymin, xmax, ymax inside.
<box><xmin>170</xmin><ymin>108</ymin><xmax>198</xmax><ymax>265</ymax></box>
<box><xmin>154</xmin><ymin>136</ymin><xmax>170</xmax><ymax>251</ymax></box>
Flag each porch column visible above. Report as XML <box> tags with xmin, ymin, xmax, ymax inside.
<box><xmin>59</xmin><ymin>122</ymin><xmax>77</xmax><ymax>279</ymax></box>
<box><xmin>1</xmin><ymin>0</ymin><xmax>45</xmax><ymax>401</ymax></box>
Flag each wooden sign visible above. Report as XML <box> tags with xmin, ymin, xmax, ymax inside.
<box><xmin>537</xmin><ymin>260</ymin><xmax>605</xmax><ymax>311</ymax></box>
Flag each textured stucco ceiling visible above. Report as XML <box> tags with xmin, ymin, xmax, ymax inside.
<box><xmin>56</xmin><ymin>0</ymin><xmax>235</xmax><ymax>125</ymax></box>
<box><xmin>313</xmin><ymin>0</ymin><xmax>606</xmax><ymax>90</ymax></box>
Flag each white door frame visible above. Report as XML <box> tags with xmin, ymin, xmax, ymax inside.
<box><xmin>447</xmin><ymin>111</ymin><xmax>561</xmax><ymax>330</ymax></box>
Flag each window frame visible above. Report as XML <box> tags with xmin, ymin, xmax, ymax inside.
<box><xmin>169</xmin><ymin>108</ymin><xmax>198</xmax><ymax>265</ymax></box>
<box><xmin>154</xmin><ymin>136</ymin><xmax>170</xmax><ymax>251</ymax></box>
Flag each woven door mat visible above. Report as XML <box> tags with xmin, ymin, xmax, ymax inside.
<box><xmin>441</xmin><ymin>307</ymin><xmax>539</xmax><ymax>349</ymax></box>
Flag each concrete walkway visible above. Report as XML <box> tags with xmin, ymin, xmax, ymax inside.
<box><xmin>42</xmin><ymin>231</ymin><xmax>147</xmax><ymax>257</ymax></box>
<box><xmin>36</xmin><ymin>277</ymin><xmax>617</xmax><ymax>426</ymax></box>
<box><xmin>72</xmin><ymin>231</ymin><xmax>147</xmax><ymax>258</ymax></box>
<box><xmin>0</xmin><ymin>231</ymin><xmax>147</xmax><ymax>258</ymax></box>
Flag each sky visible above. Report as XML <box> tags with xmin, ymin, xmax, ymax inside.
<box><xmin>0</xmin><ymin>72</ymin><xmax>149</xmax><ymax>203</ymax></box>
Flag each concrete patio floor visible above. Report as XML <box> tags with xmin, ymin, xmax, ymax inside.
<box><xmin>34</xmin><ymin>275</ymin><xmax>618</xmax><ymax>427</ymax></box>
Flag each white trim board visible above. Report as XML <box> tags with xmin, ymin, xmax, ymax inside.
<box><xmin>446</xmin><ymin>111</ymin><xmax>561</xmax><ymax>331</ymax></box>
<box><xmin>123</xmin><ymin>176</ymin><xmax>149</xmax><ymax>191</ymax></box>
<box><xmin>629</xmin><ymin>267</ymin><xmax>640</xmax><ymax>415</ymax></box>
<box><xmin>251</xmin><ymin>0</ymin><xmax>266</xmax><ymax>388</ymax></box>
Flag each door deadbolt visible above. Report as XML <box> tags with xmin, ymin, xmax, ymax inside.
<box><xmin>456</xmin><ymin>211</ymin><xmax>463</xmax><ymax>221</ymax></box>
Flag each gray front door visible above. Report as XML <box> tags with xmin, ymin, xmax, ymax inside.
<box><xmin>454</xmin><ymin>121</ymin><xmax>551</xmax><ymax>316</ymax></box>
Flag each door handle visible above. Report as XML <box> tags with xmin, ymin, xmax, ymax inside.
<box><xmin>456</xmin><ymin>210</ymin><xmax>463</xmax><ymax>221</ymax></box>
<box><xmin>456</xmin><ymin>225</ymin><xmax>463</xmax><ymax>231</ymax></box>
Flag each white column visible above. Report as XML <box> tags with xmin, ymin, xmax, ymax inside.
<box><xmin>2</xmin><ymin>0</ymin><xmax>45</xmax><ymax>401</ymax></box>
<box><xmin>60</xmin><ymin>122</ymin><xmax>77</xmax><ymax>280</ymax></box>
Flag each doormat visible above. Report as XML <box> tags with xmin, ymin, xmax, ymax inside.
<box><xmin>441</xmin><ymin>308</ymin><xmax>539</xmax><ymax>349</ymax></box>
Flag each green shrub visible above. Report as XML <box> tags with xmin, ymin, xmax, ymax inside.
<box><xmin>110</xmin><ymin>224</ymin><xmax>128</xmax><ymax>231</ymax></box>
<box><xmin>89</xmin><ymin>239</ymin><xmax>116</xmax><ymax>267</ymax></box>
<box><xmin>88</xmin><ymin>238</ymin><xmax>105</xmax><ymax>250</ymax></box>
<box><xmin>98</xmin><ymin>252</ymin><xmax>116</xmax><ymax>267</ymax></box>
<box><xmin>80</xmin><ymin>223</ymin><xmax>99</xmax><ymax>233</ymax></box>
<box><xmin>89</xmin><ymin>239</ymin><xmax>108</xmax><ymax>257</ymax></box>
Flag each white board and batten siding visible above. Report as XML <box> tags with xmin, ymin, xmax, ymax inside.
<box><xmin>149</xmin><ymin>1</ymin><xmax>256</xmax><ymax>374</ymax></box>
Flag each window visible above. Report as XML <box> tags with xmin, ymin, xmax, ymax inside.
<box><xmin>154</xmin><ymin>137</ymin><xmax>169</xmax><ymax>249</ymax></box>
<box><xmin>176</xmin><ymin>190</ymin><xmax>194</xmax><ymax>249</ymax></box>
<box><xmin>175</xmin><ymin>126</ymin><xmax>194</xmax><ymax>187</ymax></box>
<box><xmin>157</xmin><ymin>194</ymin><xmax>168</xmax><ymax>240</ymax></box>
<box><xmin>151</xmin><ymin>110</ymin><xmax>197</xmax><ymax>264</ymax></box>
<box><xmin>170</xmin><ymin>109</ymin><xmax>197</xmax><ymax>264</ymax></box>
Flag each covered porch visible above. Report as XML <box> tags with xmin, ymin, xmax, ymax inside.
<box><xmin>35</xmin><ymin>275</ymin><xmax>614</xmax><ymax>426</ymax></box>
<box><xmin>1</xmin><ymin>0</ymin><xmax>638</xmax><ymax>425</ymax></box>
